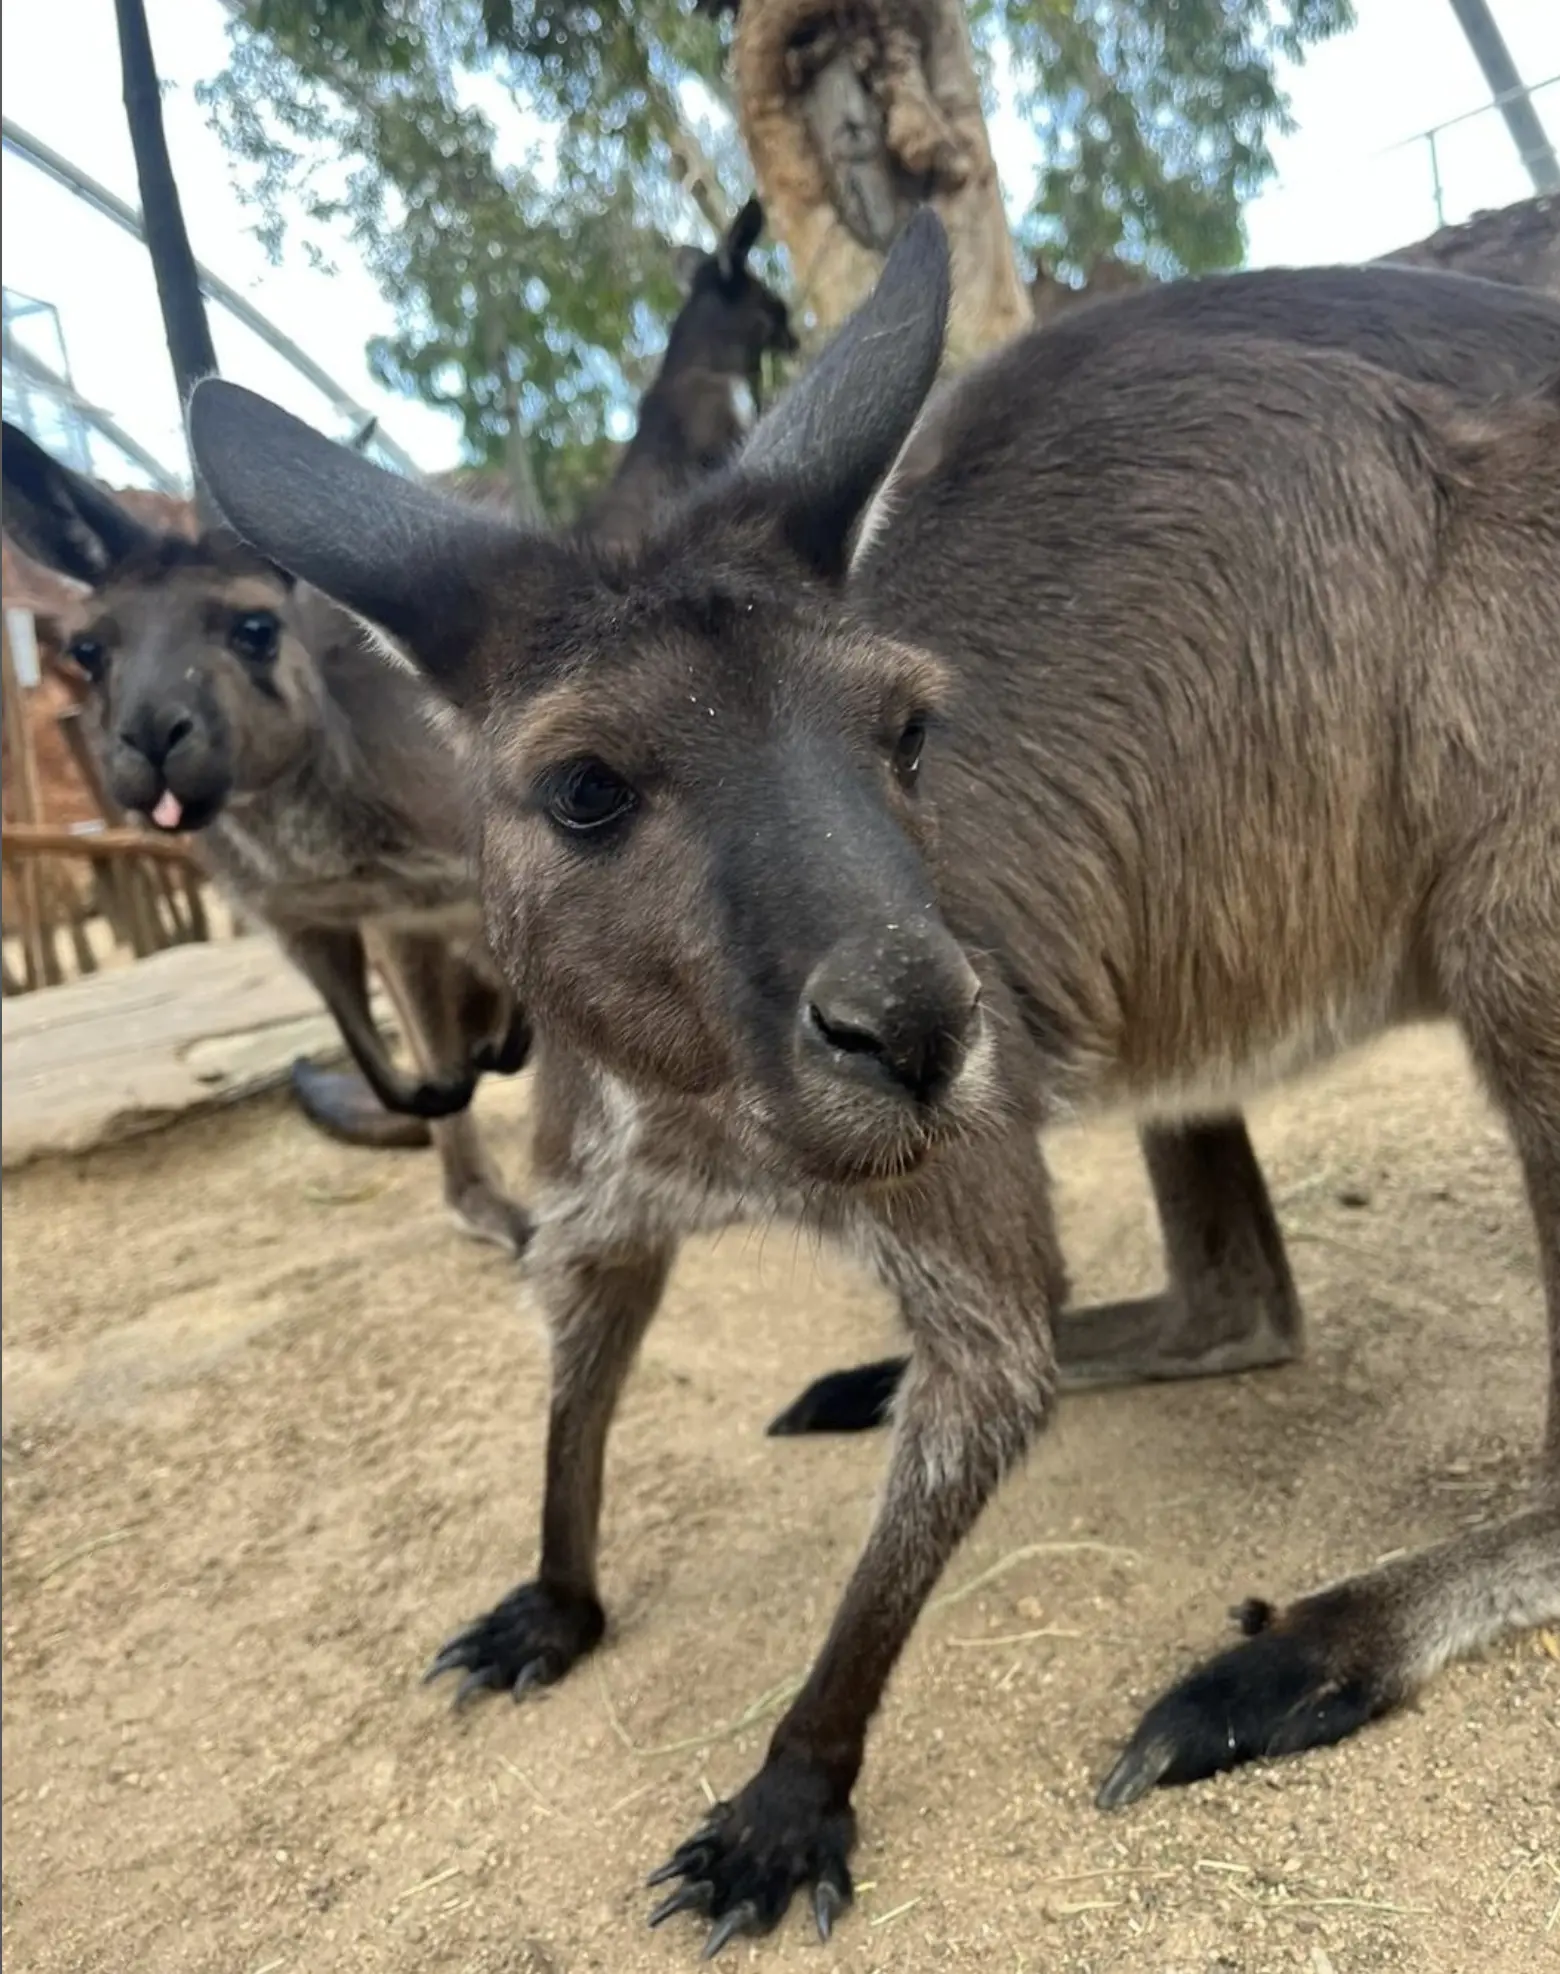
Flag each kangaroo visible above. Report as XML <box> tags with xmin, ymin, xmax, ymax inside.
<box><xmin>769</xmin><ymin>254</ymin><xmax>1560</xmax><ymax>1435</ymax></box>
<box><xmin>580</xmin><ymin>194</ymin><xmax>798</xmax><ymax>546</ymax></box>
<box><xmin>294</xmin><ymin>194</ymin><xmax>799</xmax><ymax>1148</ymax></box>
<box><xmin>0</xmin><ymin>423</ymin><xmax>534</xmax><ymax>1249</ymax></box>
<box><xmin>188</xmin><ymin>220</ymin><xmax>1560</xmax><ymax>1956</ymax></box>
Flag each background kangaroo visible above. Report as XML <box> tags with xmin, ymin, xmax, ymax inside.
<box><xmin>189</xmin><ymin>219</ymin><xmax>1559</xmax><ymax>1958</ymax></box>
<box><xmin>0</xmin><ymin>427</ymin><xmax>535</xmax><ymax>1253</ymax></box>
<box><xmin>287</xmin><ymin>194</ymin><xmax>799</xmax><ymax>1155</ymax></box>
<box><xmin>582</xmin><ymin>194</ymin><xmax>798</xmax><ymax>548</ymax></box>
<box><xmin>0</xmin><ymin>199</ymin><xmax>796</xmax><ymax>1252</ymax></box>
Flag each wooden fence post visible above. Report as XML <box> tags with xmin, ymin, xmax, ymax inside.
<box><xmin>1</xmin><ymin>611</ymin><xmax>62</xmax><ymax>990</ymax></box>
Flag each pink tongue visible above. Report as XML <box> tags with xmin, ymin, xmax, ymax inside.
<box><xmin>151</xmin><ymin>790</ymin><xmax>184</xmax><ymax>830</ymax></box>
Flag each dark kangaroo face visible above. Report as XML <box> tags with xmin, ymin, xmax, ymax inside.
<box><xmin>469</xmin><ymin>572</ymin><xmax>985</xmax><ymax>1179</ymax></box>
<box><xmin>66</xmin><ymin>553</ymin><xmax>326</xmax><ymax>830</ymax></box>
<box><xmin>1</xmin><ymin>428</ymin><xmax>322</xmax><ymax>831</ymax></box>
<box><xmin>671</xmin><ymin>196</ymin><xmax>800</xmax><ymax>384</ymax></box>
<box><xmin>189</xmin><ymin>215</ymin><xmax>980</xmax><ymax>1185</ymax></box>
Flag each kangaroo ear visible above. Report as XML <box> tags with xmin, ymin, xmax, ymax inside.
<box><xmin>732</xmin><ymin>208</ymin><xmax>950</xmax><ymax>582</ymax></box>
<box><xmin>719</xmin><ymin>196</ymin><xmax>765</xmax><ymax>279</ymax></box>
<box><xmin>187</xmin><ymin>381</ymin><xmax>518</xmax><ymax>701</ymax></box>
<box><xmin>1</xmin><ymin>422</ymin><xmax>160</xmax><ymax>585</ymax></box>
<box><xmin>672</xmin><ymin>243</ymin><xmax>709</xmax><ymax>293</ymax></box>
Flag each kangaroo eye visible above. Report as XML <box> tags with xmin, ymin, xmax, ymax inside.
<box><xmin>228</xmin><ymin>610</ymin><xmax>281</xmax><ymax>662</ymax></box>
<box><xmin>67</xmin><ymin>636</ymin><xmax>107</xmax><ymax>681</ymax></box>
<box><xmin>892</xmin><ymin>716</ymin><xmax>927</xmax><ymax>787</ymax></box>
<box><xmin>545</xmin><ymin>759</ymin><xmax>638</xmax><ymax>837</ymax></box>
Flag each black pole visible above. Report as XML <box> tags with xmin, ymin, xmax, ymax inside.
<box><xmin>1446</xmin><ymin>0</ymin><xmax>1560</xmax><ymax>196</ymax></box>
<box><xmin>113</xmin><ymin>0</ymin><xmax>221</xmax><ymax>508</ymax></box>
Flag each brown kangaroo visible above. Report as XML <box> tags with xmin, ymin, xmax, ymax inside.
<box><xmin>772</xmin><ymin>253</ymin><xmax>1560</xmax><ymax>1433</ymax></box>
<box><xmin>0</xmin><ymin>425</ymin><xmax>535</xmax><ymax>1249</ymax></box>
<box><xmin>187</xmin><ymin>219</ymin><xmax>1560</xmax><ymax>1956</ymax></box>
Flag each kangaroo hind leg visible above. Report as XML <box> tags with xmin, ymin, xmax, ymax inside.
<box><xmin>1100</xmin><ymin>886</ymin><xmax>1560</xmax><ymax>1807</ymax></box>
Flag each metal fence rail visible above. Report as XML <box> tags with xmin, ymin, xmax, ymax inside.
<box><xmin>2</xmin><ymin>115</ymin><xmax>422</xmax><ymax>479</ymax></box>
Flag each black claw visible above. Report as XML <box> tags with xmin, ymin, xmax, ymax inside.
<box><xmin>814</xmin><ymin>1878</ymin><xmax>845</xmax><ymax>1941</ymax></box>
<box><xmin>649</xmin><ymin>1882</ymin><xmax>713</xmax><ymax>1928</ymax></box>
<box><xmin>1096</xmin><ymin>1737</ymin><xmax>1174</xmax><ymax>1811</ymax></box>
<box><xmin>647</xmin><ymin>1841</ymin><xmax>712</xmax><ymax>1889</ymax></box>
<box><xmin>422</xmin><ymin>1640</ymin><xmax>471</xmax><ymax>1683</ymax></box>
<box><xmin>701</xmin><ymin>1903</ymin><xmax>759</xmax><ymax>1960</ymax></box>
<box><xmin>453</xmin><ymin>1663</ymin><xmax>506</xmax><ymax>1711</ymax></box>
<box><xmin>511</xmin><ymin>1661</ymin><xmax>547</xmax><ymax>1700</ymax></box>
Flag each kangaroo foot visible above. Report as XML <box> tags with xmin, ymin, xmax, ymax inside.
<box><xmin>289</xmin><ymin>1058</ymin><xmax>432</xmax><ymax>1150</ymax></box>
<box><xmin>424</xmin><ymin>1581</ymin><xmax>604</xmax><ymax>1710</ymax></box>
<box><xmin>647</xmin><ymin>1757</ymin><xmax>855</xmax><ymax>1958</ymax></box>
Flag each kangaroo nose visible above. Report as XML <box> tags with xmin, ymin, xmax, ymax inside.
<box><xmin>122</xmin><ymin>706</ymin><xmax>197</xmax><ymax>769</ymax></box>
<box><xmin>800</xmin><ymin>937</ymin><xmax>982</xmax><ymax>1107</ymax></box>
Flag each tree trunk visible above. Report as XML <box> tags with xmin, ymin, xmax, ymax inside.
<box><xmin>114</xmin><ymin>0</ymin><xmax>219</xmax><ymax>506</ymax></box>
<box><xmin>730</xmin><ymin>0</ymin><xmax>1031</xmax><ymax>366</ymax></box>
<box><xmin>502</xmin><ymin>406</ymin><xmax>547</xmax><ymax>527</ymax></box>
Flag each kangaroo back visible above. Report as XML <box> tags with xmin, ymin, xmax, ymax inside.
<box><xmin>868</xmin><ymin>262</ymin><xmax>1560</xmax><ymax>534</ymax></box>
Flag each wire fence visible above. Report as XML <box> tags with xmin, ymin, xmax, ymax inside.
<box><xmin>1248</xmin><ymin>71</ymin><xmax>1560</xmax><ymax>246</ymax></box>
<box><xmin>1384</xmin><ymin>75</ymin><xmax>1560</xmax><ymax>228</ymax></box>
<box><xmin>1241</xmin><ymin>72</ymin><xmax>1558</xmax><ymax>270</ymax></box>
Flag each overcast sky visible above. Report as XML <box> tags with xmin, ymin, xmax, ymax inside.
<box><xmin>2</xmin><ymin>0</ymin><xmax>1556</xmax><ymax>483</ymax></box>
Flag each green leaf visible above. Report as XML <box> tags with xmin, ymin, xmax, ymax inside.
<box><xmin>206</xmin><ymin>2</ymin><xmax>1354</xmax><ymax>496</ymax></box>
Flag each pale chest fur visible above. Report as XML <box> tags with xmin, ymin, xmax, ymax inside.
<box><xmin>523</xmin><ymin>1067</ymin><xmax>939</xmax><ymax>1314</ymax></box>
<box><xmin>201</xmin><ymin>775</ymin><xmax>477</xmax><ymax>939</ymax></box>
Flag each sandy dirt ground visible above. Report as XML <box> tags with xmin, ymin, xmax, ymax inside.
<box><xmin>2</xmin><ymin>1024</ymin><xmax>1556</xmax><ymax>1974</ymax></box>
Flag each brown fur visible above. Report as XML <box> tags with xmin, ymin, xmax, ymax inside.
<box><xmin>188</xmin><ymin>234</ymin><xmax>1560</xmax><ymax>1950</ymax></box>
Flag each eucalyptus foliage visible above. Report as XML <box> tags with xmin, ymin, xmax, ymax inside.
<box><xmin>202</xmin><ymin>2</ymin><xmax>1351</xmax><ymax>514</ymax></box>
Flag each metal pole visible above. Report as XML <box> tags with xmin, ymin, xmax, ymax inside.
<box><xmin>1445</xmin><ymin>0</ymin><xmax>1560</xmax><ymax>195</ymax></box>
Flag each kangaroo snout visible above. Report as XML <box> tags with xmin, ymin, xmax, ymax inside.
<box><xmin>112</xmin><ymin>700</ymin><xmax>230</xmax><ymax>830</ymax></box>
<box><xmin>799</xmin><ymin>928</ymin><xmax>983</xmax><ymax>1109</ymax></box>
<box><xmin>120</xmin><ymin>700</ymin><xmax>197</xmax><ymax>770</ymax></box>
